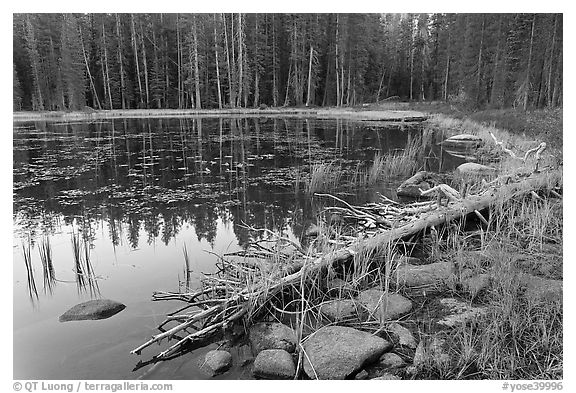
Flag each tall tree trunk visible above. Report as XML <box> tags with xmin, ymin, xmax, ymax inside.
<box><xmin>79</xmin><ymin>23</ymin><xmax>101</xmax><ymax>109</ymax></box>
<box><xmin>284</xmin><ymin>61</ymin><xmax>292</xmax><ymax>106</ymax></box>
<box><xmin>272</xmin><ymin>14</ymin><xmax>278</xmax><ymax>107</ymax></box>
<box><xmin>115</xmin><ymin>14</ymin><xmax>126</xmax><ymax>109</ymax></box>
<box><xmin>523</xmin><ymin>14</ymin><xmax>536</xmax><ymax>111</ymax></box>
<box><xmin>335</xmin><ymin>15</ymin><xmax>340</xmax><ymax>107</ymax></box>
<box><xmin>139</xmin><ymin>21</ymin><xmax>150</xmax><ymax>108</ymax></box>
<box><xmin>547</xmin><ymin>14</ymin><xmax>557</xmax><ymax>107</ymax></box>
<box><xmin>222</xmin><ymin>14</ymin><xmax>234</xmax><ymax>107</ymax></box>
<box><xmin>213</xmin><ymin>14</ymin><xmax>223</xmax><ymax>109</ymax></box>
<box><xmin>476</xmin><ymin>15</ymin><xmax>485</xmax><ymax>106</ymax></box>
<box><xmin>102</xmin><ymin>21</ymin><xmax>113</xmax><ymax>109</ymax></box>
<box><xmin>306</xmin><ymin>45</ymin><xmax>314</xmax><ymax>107</ymax></box>
<box><xmin>192</xmin><ymin>15</ymin><xmax>202</xmax><ymax>109</ymax></box>
<box><xmin>176</xmin><ymin>14</ymin><xmax>182</xmax><ymax>109</ymax></box>
<box><xmin>490</xmin><ymin>15</ymin><xmax>503</xmax><ymax>107</ymax></box>
<box><xmin>237</xmin><ymin>13</ymin><xmax>244</xmax><ymax>108</ymax></box>
<box><xmin>24</xmin><ymin>15</ymin><xmax>44</xmax><ymax>110</ymax></box>
<box><xmin>131</xmin><ymin>14</ymin><xmax>144</xmax><ymax>107</ymax></box>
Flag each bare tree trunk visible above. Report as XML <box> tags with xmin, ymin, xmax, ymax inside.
<box><xmin>306</xmin><ymin>45</ymin><xmax>314</xmax><ymax>107</ymax></box>
<box><xmin>115</xmin><ymin>14</ymin><xmax>126</xmax><ymax>109</ymax></box>
<box><xmin>335</xmin><ymin>15</ymin><xmax>340</xmax><ymax>107</ymax></box>
<box><xmin>547</xmin><ymin>14</ymin><xmax>557</xmax><ymax>107</ymax></box>
<box><xmin>222</xmin><ymin>14</ymin><xmax>234</xmax><ymax>107</ymax></box>
<box><xmin>79</xmin><ymin>24</ymin><xmax>102</xmax><ymax>109</ymax></box>
<box><xmin>476</xmin><ymin>15</ymin><xmax>485</xmax><ymax>106</ymax></box>
<box><xmin>192</xmin><ymin>15</ymin><xmax>202</xmax><ymax>109</ymax></box>
<box><xmin>24</xmin><ymin>15</ymin><xmax>44</xmax><ymax>110</ymax></box>
<box><xmin>237</xmin><ymin>13</ymin><xmax>244</xmax><ymax>108</ymax></box>
<box><xmin>139</xmin><ymin>21</ymin><xmax>150</xmax><ymax>108</ymax></box>
<box><xmin>523</xmin><ymin>14</ymin><xmax>536</xmax><ymax>111</ymax></box>
<box><xmin>272</xmin><ymin>15</ymin><xmax>279</xmax><ymax>107</ymax></box>
<box><xmin>131</xmin><ymin>14</ymin><xmax>144</xmax><ymax>107</ymax></box>
<box><xmin>213</xmin><ymin>14</ymin><xmax>223</xmax><ymax>109</ymax></box>
<box><xmin>176</xmin><ymin>14</ymin><xmax>182</xmax><ymax>109</ymax></box>
<box><xmin>102</xmin><ymin>22</ymin><xmax>113</xmax><ymax>109</ymax></box>
<box><xmin>284</xmin><ymin>61</ymin><xmax>292</xmax><ymax>106</ymax></box>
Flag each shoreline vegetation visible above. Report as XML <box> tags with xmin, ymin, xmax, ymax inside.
<box><xmin>12</xmin><ymin>106</ymin><xmax>428</xmax><ymax>123</ymax></box>
<box><xmin>86</xmin><ymin>106</ymin><xmax>560</xmax><ymax>380</ymax></box>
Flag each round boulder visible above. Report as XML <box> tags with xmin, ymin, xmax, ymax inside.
<box><xmin>357</xmin><ymin>289</ymin><xmax>412</xmax><ymax>322</ymax></box>
<box><xmin>249</xmin><ymin>322</ymin><xmax>297</xmax><ymax>354</ymax></box>
<box><xmin>302</xmin><ymin>326</ymin><xmax>391</xmax><ymax>379</ymax></box>
<box><xmin>201</xmin><ymin>350</ymin><xmax>232</xmax><ymax>375</ymax></box>
<box><xmin>253</xmin><ymin>349</ymin><xmax>295</xmax><ymax>379</ymax></box>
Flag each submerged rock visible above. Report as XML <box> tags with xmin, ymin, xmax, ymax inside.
<box><xmin>202</xmin><ymin>350</ymin><xmax>232</xmax><ymax>375</ymax></box>
<box><xmin>302</xmin><ymin>326</ymin><xmax>391</xmax><ymax>379</ymax></box>
<box><xmin>397</xmin><ymin>171</ymin><xmax>443</xmax><ymax>198</ymax></box>
<box><xmin>59</xmin><ymin>299</ymin><xmax>126</xmax><ymax>322</ymax></box>
<box><xmin>395</xmin><ymin>261</ymin><xmax>454</xmax><ymax>290</ymax></box>
<box><xmin>253</xmin><ymin>349</ymin><xmax>295</xmax><ymax>379</ymax></box>
<box><xmin>519</xmin><ymin>274</ymin><xmax>562</xmax><ymax>304</ymax></box>
<box><xmin>249</xmin><ymin>322</ymin><xmax>297</xmax><ymax>354</ymax></box>
<box><xmin>357</xmin><ymin>289</ymin><xmax>412</xmax><ymax>322</ymax></box>
<box><xmin>456</xmin><ymin>162</ymin><xmax>496</xmax><ymax>175</ymax></box>
<box><xmin>319</xmin><ymin>299</ymin><xmax>361</xmax><ymax>322</ymax></box>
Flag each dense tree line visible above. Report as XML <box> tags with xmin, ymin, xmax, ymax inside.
<box><xmin>13</xmin><ymin>13</ymin><xmax>562</xmax><ymax>112</ymax></box>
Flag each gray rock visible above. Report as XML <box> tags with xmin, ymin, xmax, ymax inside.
<box><xmin>59</xmin><ymin>299</ymin><xmax>126</xmax><ymax>322</ymax></box>
<box><xmin>437</xmin><ymin>298</ymin><xmax>488</xmax><ymax>327</ymax></box>
<box><xmin>357</xmin><ymin>289</ymin><xmax>412</xmax><ymax>322</ymax></box>
<box><xmin>397</xmin><ymin>171</ymin><xmax>443</xmax><ymax>198</ymax></box>
<box><xmin>456</xmin><ymin>162</ymin><xmax>496</xmax><ymax>175</ymax></box>
<box><xmin>355</xmin><ymin>370</ymin><xmax>369</xmax><ymax>380</ymax></box>
<box><xmin>442</xmin><ymin>134</ymin><xmax>483</xmax><ymax>147</ymax></box>
<box><xmin>372</xmin><ymin>373</ymin><xmax>401</xmax><ymax>380</ymax></box>
<box><xmin>395</xmin><ymin>261</ymin><xmax>454</xmax><ymax>289</ymax></box>
<box><xmin>319</xmin><ymin>299</ymin><xmax>361</xmax><ymax>322</ymax></box>
<box><xmin>202</xmin><ymin>350</ymin><xmax>232</xmax><ymax>375</ymax></box>
<box><xmin>519</xmin><ymin>274</ymin><xmax>562</xmax><ymax>304</ymax></box>
<box><xmin>302</xmin><ymin>326</ymin><xmax>391</xmax><ymax>379</ymax></box>
<box><xmin>386</xmin><ymin>323</ymin><xmax>417</xmax><ymax>349</ymax></box>
<box><xmin>249</xmin><ymin>322</ymin><xmax>297</xmax><ymax>354</ymax></box>
<box><xmin>253</xmin><ymin>349</ymin><xmax>295</xmax><ymax>379</ymax></box>
<box><xmin>378</xmin><ymin>352</ymin><xmax>406</xmax><ymax>369</ymax></box>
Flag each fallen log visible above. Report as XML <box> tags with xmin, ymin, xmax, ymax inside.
<box><xmin>131</xmin><ymin>169</ymin><xmax>560</xmax><ymax>359</ymax></box>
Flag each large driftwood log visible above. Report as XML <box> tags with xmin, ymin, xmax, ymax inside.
<box><xmin>132</xmin><ymin>169</ymin><xmax>560</xmax><ymax>359</ymax></box>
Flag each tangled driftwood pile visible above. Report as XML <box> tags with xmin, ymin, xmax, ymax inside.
<box><xmin>131</xmin><ymin>132</ymin><xmax>561</xmax><ymax>362</ymax></box>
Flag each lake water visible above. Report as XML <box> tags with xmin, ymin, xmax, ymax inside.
<box><xmin>13</xmin><ymin>116</ymin><xmax>462</xmax><ymax>379</ymax></box>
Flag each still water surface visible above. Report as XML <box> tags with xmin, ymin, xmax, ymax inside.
<box><xmin>13</xmin><ymin>116</ymin><xmax>458</xmax><ymax>379</ymax></box>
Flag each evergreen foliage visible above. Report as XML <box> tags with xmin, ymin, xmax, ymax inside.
<box><xmin>13</xmin><ymin>13</ymin><xmax>563</xmax><ymax>111</ymax></box>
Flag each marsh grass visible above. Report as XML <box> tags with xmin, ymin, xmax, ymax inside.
<box><xmin>38</xmin><ymin>236</ymin><xmax>55</xmax><ymax>294</ymax></box>
<box><xmin>411</xmin><ymin>191</ymin><xmax>563</xmax><ymax>380</ymax></box>
<box><xmin>71</xmin><ymin>232</ymin><xmax>100</xmax><ymax>297</ymax></box>
<box><xmin>306</xmin><ymin>162</ymin><xmax>343</xmax><ymax>194</ymax></box>
<box><xmin>22</xmin><ymin>240</ymin><xmax>39</xmax><ymax>303</ymax></box>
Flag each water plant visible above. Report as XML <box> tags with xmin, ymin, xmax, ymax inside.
<box><xmin>38</xmin><ymin>236</ymin><xmax>55</xmax><ymax>294</ymax></box>
<box><xmin>306</xmin><ymin>162</ymin><xmax>342</xmax><ymax>194</ymax></box>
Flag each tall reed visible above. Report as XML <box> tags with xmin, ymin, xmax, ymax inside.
<box><xmin>306</xmin><ymin>162</ymin><xmax>342</xmax><ymax>194</ymax></box>
<box><xmin>38</xmin><ymin>236</ymin><xmax>55</xmax><ymax>294</ymax></box>
<box><xmin>22</xmin><ymin>240</ymin><xmax>39</xmax><ymax>303</ymax></box>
